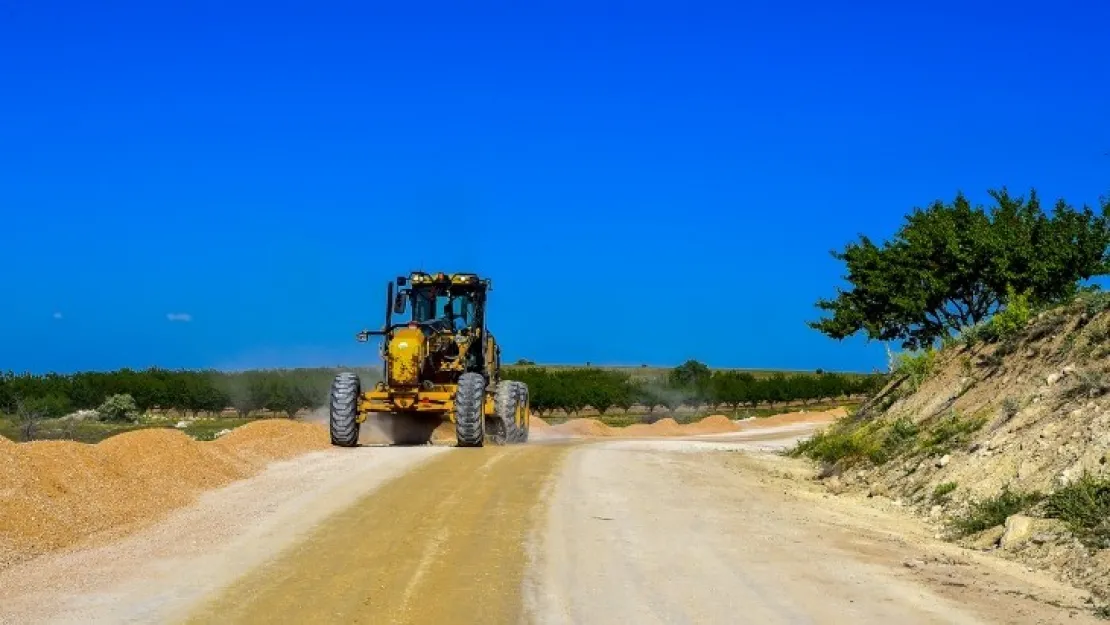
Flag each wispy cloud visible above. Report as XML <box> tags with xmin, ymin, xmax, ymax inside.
<box><xmin>166</xmin><ymin>313</ymin><xmax>193</xmax><ymax>322</ymax></box>
<box><xmin>52</xmin><ymin>312</ymin><xmax>63</xmax><ymax>320</ymax></box>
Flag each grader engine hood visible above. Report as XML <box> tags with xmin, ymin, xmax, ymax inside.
<box><xmin>388</xmin><ymin>326</ymin><xmax>426</xmax><ymax>386</ymax></box>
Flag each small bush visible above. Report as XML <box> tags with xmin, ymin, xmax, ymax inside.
<box><xmin>1000</xmin><ymin>396</ymin><xmax>1020</xmax><ymax>421</ymax></box>
<box><xmin>1060</xmin><ymin>332</ymin><xmax>1078</xmax><ymax>355</ymax></box>
<box><xmin>1087</xmin><ymin>322</ymin><xmax>1110</xmax><ymax>345</ymax></box>
<box><xmin>933</xmin><ymin>481</ymin><xmax>958</xmax><ymax>502</ymax></box>
<box><xmin>893</xmin><ymin>349</ymin><xmax>936</xmax><ymax>392</ymax></box>
<box><xmin>789</xmin><ymin>422</ymin><xmax>877</xmax><ymax>466</ymax></box>
<box><xmin>959</xmin><ymin>356</ymin><xmax>974</xmax><ymax>377</ymax></box>
<box><xmin>1027</xmin><ymin>311</ymin><xmax>1069</xmax><ymax>343</ymax></box>
<box><xmin>989</xmin><ymin>287</ymin><xmax>1033</xmax><ymax>340</ymax></box>
<box><xmin>920</xmin><ymin>411</ymin><xmax>987</xmax><ymax>454</ymax></box>
<box><xmin>950</xmin><ymin>488</ymin><xmax>1042</xmax><ymax>537</ymax></box>
<box><xmin>1069</xmin><ymin>370</ymin><xmax>1109</xmax><ymax>399</ymax></box>
<box><xmin>791</xmin><ymin>417</ymin><xmax>920</xmax><ymax>467</ymax></box>
<box><xmin>1044</xmin><ymin>472</ymin><xmax>1110</xmax><ymax>549</ymax></box>
<box><xmin>1078</xmin><ymin>289</ymin><xmax>1110</xmax><ymax>317</ymax></box>
<box><xmin>962</xmin><ymin>321</ymin><xmax>990</xmax><ymax>347</ymax></box>
<box><xmin>97</xmin><ymin>394</ymin><xmax>140</xmax><ymax>422</ymax></box>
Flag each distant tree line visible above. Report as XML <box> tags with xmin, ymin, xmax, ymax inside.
<box><xmin>1</xmin><ymin>362</ymin><xmax>885</xmax><ymax>420</ymax></box>
<box><xmin>0</xmin><ymin>368</ymin><xmax>369</xmax><ymax>419</ymax></box>
<box><xmin>502</xmin><ymin>360</ymin><xmax>885</xmax><ymax>416</ymax></box>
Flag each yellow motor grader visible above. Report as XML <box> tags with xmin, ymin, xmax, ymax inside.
<box><xmin>329</xmin><ymin>271</ymin><xmax>530</xmax><ymax>447</ymax></box>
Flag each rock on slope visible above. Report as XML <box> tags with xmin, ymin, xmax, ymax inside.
<box><xmin>797</xmin><ymin>293</ymin><xmax>1110</xmax><ymax>601</ymax></box>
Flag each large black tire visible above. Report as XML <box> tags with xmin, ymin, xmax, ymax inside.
<box><xmin>512</xmin><ymin>381</ymin><xmax>530</xmax><ymax>443</ymax></box>
<box><xmin>492</xmin><ymin>382</ymin><xmax>518</xmax><ymax>445</ymax></box>
<box><xmin>493</xmin><ymin>380</ymin><xmax>530</xmax><ymax>445</ymax></box>
<box><xmin>455</xmin><ymin>372</ymin><xmax>486</xmax><ymax>447</ymax></box>
<box><xmin>330</xmin><ymin>372</ymin><xmax>361</xmax><ymax>447</ymax></box>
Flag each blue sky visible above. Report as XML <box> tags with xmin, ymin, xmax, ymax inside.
<box><xmin>2</xmin><ymin>0</ymin><xmax>1108</xmax><ymax>374</ymax></box>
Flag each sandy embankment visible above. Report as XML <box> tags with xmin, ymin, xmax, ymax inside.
<box><xmin>0</xmin><ymin>420</ymin><xmax>331</xmax><ymax>568</ymax></box>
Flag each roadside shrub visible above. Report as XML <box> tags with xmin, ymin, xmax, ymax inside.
<box><xmin>791</xmin><ymin>417</ymin><xmax>919</xmax><ymax>467</ymax></box>
<box><xmin>1000</xmin><ymin>396</ymin><xmax>1021</xmax><ymax>421</ymax></box>
<box><xmin>988</xmin><ymin>287</ymin><xmax>1033</xmax><ymax>340</ymax></box>
<box><xmin>97</xmin><ymin>393</ymin><xmax>140</xmax><ymax>422</ymax></box>
<box><xmin>1078</xmin><ymin>289</ymin><xmax>1110</xmax><ymax>317</ymax></box>
<box><xmin>933</xmin><ymin>481</ymin><xmax>958</xmax><ymax>502</ymax></box>
<box><xmin>920</xmin><ymin>410</ymin><xmax>987</xmax><ymax>455</ymax></box>
<box><xmin>789</xmin><ymin>424</ymin><xmax>868</xmax><ymax>466</ymax></box>
<box><xmin>1068</xmin><ymin>370</ymin><xmax>1109</xmax><ymax>399</ymax></box>
<box><xmin>963</xmin><ymin>287</ymin><xmax>1034</xmax><ymax>346</ymax></box>
<box><xmin>1027</xmin><ymin>310</ymin><xmax>1069</xmax><ymax>343</ymax></box>
<box><xmin>950</xmin><ymin>488</ymin><xmax>1042</xmax><ymax>537</ymax></box>
<box><xmin>1088</xmin><ymin>323</ymin><xmax>1110</xmax><ymax>344</ymax></box>
<box><xmin>962</xmin><ymin>321</ymin><xmax>990</xmax><ymax>347</ymax></box>
<box><xmin>893</xmin><ymin>349</ymin><xmax>936</xmax><ymax>392</ymax></box>
<box><xmin>1044</xmin><ymin>472</ymin><xmax>1110</xmax><ymax>549</ymax></box>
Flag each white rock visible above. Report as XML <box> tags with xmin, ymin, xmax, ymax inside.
<box><xmin>1063</xmin><ymin>365</ymin><xmax>1077</xmax><ymax>376</ymax></box>
<box><xmin>936</xmin><ymin>455</ymin><xmax>951</xmax><ymax>468</ymax></box>
<box><xmin>1046</xmin><ymin>373</ymin><xmax>1062</xmax><ymax>386</ymax></box>
<box><xmin>175</xmin><ymin>421</ymin><xmax>189</xmax><ymax>429</ymax></box>
<box><xmin>1058</xmin><ymin>467</ymin><xmax>1081</xmax><ymax>486</ymax></box>
<box><xmin>215</xmin><ymin>428</ymin><xmax>233</xmax><ymax>438</ymax></box>
<box><xmin>1001</xmin><ymin>515</ymin><xmax>1035</xmax><ymax>549</ymax></box>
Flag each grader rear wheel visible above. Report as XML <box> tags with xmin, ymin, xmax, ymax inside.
<box><xmin>492</xmin><ymin>381</ymin><xmax>528</xmax><ymax>445</ymax></box>
<box><xmin>511</xmin><ymin>381</ymin><xmax>530</xmax><ymax>443</ymax></box>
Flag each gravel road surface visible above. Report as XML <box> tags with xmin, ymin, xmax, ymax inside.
<box><xmin>0</xmin><ymin>423</ymin><xmax>1098</xmax><ymax>625</ymax></box>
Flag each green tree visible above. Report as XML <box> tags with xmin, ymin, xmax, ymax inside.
<box><xmin>669</xmin><ymin>360</ymin><xmax>711</xmax><ymax>390</ymax></box>
<box><xmin>810</xmin><ymin>189</ymin><xmax>1110</xmax><ymax>349</ymax></box>
<box><xmin>21</xmin><ymin>393</ymin><xmax>72</xmax><ymax>419</ymax></box>
<box><xmin>633</xmin><ymin>381</ymin><xmax>660</xmax><ymax>413</ymax></box>
<box><xmin>98</xmin><ymin>393</ymin><xmax>140</xmax><ymax>422</ymax></box>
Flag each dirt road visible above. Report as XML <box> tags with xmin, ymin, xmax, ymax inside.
<box><xmin>1</xmin><ymin>423</ymin><xmax>1100</xmax><ymax>624</ymax></box>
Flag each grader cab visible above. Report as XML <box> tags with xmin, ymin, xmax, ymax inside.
<box><xmin>328</xmin><ymin>271</ymin><xmax>530</xmax><ymax>448</ymax></box>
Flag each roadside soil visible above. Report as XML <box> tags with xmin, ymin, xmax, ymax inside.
<box><xmin>528</xmin><ymin>437</ymin><xmax>1100</xmax><ymax>624</ymax></box>
<box><xmin>1</xmin><ymin>418</ymin><xmax>1100</xmax><ymax>624</ymax></box>
<box><xmin>0</xmin><ymin>445</ymin><xmax>448</xmax><ymax>624</ymax></box>
<box><xmin>0</xmin><ymin>420</ymin><xmax>329</xmax><ymax>569</ymax></box>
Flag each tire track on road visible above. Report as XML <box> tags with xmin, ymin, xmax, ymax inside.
<box><xmin>185</xmin><ymin>443</ymin><xmax>569</xmax><ymax>625</ymax></box>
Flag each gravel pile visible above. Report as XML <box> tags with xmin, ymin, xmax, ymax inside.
<box><xmin>0</xmin><ymin>420</ymin><xmax>328</xmax><ymax>569</ymax></box>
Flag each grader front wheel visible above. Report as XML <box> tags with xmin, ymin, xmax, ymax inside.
<box><xmin>454</xmin><ymin>372</ymin><xmax>486</xmax><ymax>447</ymax></box>
<box><xmin>329</xmin><ymin>372</ymin><xmax>361</xmax><ymax>447</ymax></box>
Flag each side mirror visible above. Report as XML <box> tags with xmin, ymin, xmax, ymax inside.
<box><xmin>356</xmin><ymin>330</ymin><xmax>370</xmax><ymax>343</ymax></box>
<box><xmin>393</xmin><ymin>292</ymin><xmax>407</xmax><ymax>314</ymax></box>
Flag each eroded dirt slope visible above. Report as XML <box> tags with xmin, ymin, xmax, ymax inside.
<box><xmin>800</xmin><ymin>294</ymin><xmax>1110</xmax><ymax>600</ymax></box>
